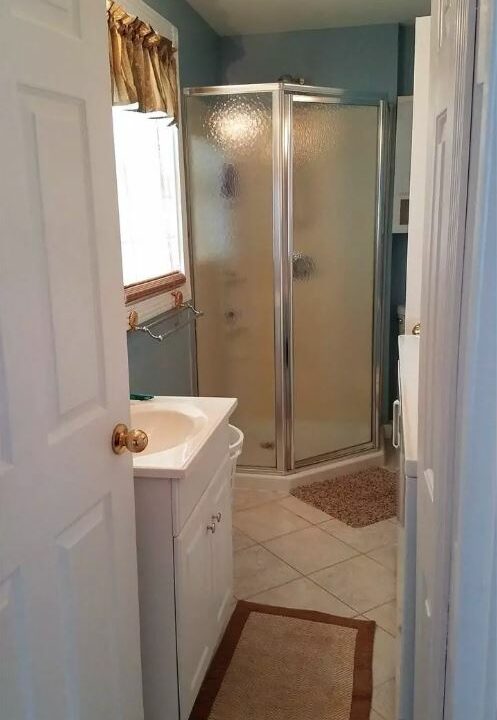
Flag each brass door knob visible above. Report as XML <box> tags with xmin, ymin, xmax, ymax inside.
<box><xmin>112</xmin><ymin>423</ymin><xmax>148</xmax><ymax>455</ymax></box>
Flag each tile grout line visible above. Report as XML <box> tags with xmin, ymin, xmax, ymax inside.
<box><xmin>258</xmin><ymin>547</ymin><xmax>361</xmax><ymax>578</ymax></box>
<box><xmin>362</xmin><ymin>551</ymin><xmax>398</xmax><ymax>573</ymax></box>
<box><xmin>232</xmin><ymin>493</ymin><xmax>291</xmax><ymax>512</ymax></box>
<box><xmin>241</xmin><ymin>573</ymin><xmax>310</xmax><ymax>603</ymax></box>
<box><xmin>234</xmin><ymin>533</ymin><xmax>397</xmax><ymax>577</ymax></box>
<box><xmin>237</xmin><ymin>556</ymin><xmax>396</xmax><ymax>631</ymax></box>
<box><xmin>303</xmin><ymin>572</ymin><xmax>364</xmax><ymax>616</ymax></box>
<box><xmin>235</xmin><ymin>538</ymin><xmax>396</xmax><ymax>618</ymax></box>
<box><xmin>233</xmin><ymin>494</ymin><xmax>397</xmax><ymax>620</ymax></box>
<box><xmin>234</xmin><ymin>533</ymin><xmax>396</xmax><ymax>609</ymax></box>
<box><xmin>233</xmin><ymin>491</ymin><xmax>396</xmax><ymax>544</ymax></box>
<box><xmin>235</xmin><ymin>486</ymin><xmax>398</xmax><ymax>524</ymax></box>
<box><xmin>238</xmin><ymin>548</ymin><xmax>362</xmax><ymax>618</ymax></box>
<box><xmin>235</xmin><ymin>538</ymin><xmax>355</xmax><ymax>608</ymax></box>
<box><xmin>234</xmin><ymin>540</ymin><xmax>304</xmax><ymax>601</ymax></box>
<box><xmin>234</xmin><ymin>516</ymin><xmax>396</xmax><ymax>556</ymax></box>
<box><xmin>235</xmin><ymin>507</ymin><xmax>397</xmax><ymax>555</ymax></box>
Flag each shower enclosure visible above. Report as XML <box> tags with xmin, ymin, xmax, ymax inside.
<box><xmin>184</xmin><ymin>83</ymin><xmax>389</xmax><ymax>475</ymax></box>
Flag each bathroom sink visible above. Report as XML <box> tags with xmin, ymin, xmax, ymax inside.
<box><xmin>130</xmin><ymin>404</ymin><xmax>207</xmax><ymax>456</ymax></box>
<box><xmin>130</xmin><ymin>396</ymin><xmax>237</xmax><ymax>478</ymax></box>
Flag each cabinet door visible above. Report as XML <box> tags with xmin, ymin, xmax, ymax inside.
<box><xmin>174</xmin><ymin>489</ymin><xmax>213</xmax><ymax>720</ymax></box>
<box><xmin>209</xmin><ymin>457</ymin><xmax>234</xmax><ymax>638</ymax></box>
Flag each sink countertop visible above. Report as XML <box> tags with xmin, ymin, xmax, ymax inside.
<box><xmin>398</xmin><ymin>335</ymin><xmax>420</xmax><ymax>478</ymax></box>
<box><xmin>131</xmin><ymin>396</ymin><xmax>237</xmax><ymax>479</ymax></box>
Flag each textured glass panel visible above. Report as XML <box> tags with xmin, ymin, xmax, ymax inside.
<box><xmin>186</xmin><ymin>93</ymin><xmax>276</xmax><ymax>468</ymax></box>
<box><xmin>292</xmin><ymin>102</ymin><xmax>379</xmax><ymax>463</ymax></box>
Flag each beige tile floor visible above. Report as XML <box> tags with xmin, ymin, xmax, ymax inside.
<box><xmin>233</xmin><ymin>487</ymin><xmax>398</xmax><ymax>720</ymax></box>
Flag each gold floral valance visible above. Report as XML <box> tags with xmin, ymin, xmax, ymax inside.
<box><xmin>107</xmin><ymin>0</ymin><xmax>178</xmax><ymax>122</ymax></box>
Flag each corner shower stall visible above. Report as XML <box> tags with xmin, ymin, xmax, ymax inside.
<box><xmin>184</xmin><ymin>83</ymin><xmax>389</xmax><ymax>476</ymax></box>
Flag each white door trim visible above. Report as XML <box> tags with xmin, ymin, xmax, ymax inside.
<box><xmin>414</xmin><ymin>0</ymin><xmax>478</xmax><ymax>717</ymax></box>
<box><xmin>445</xmin><ymin>0</ymin><xmax>497</xmax><ymax>717</ymax></box>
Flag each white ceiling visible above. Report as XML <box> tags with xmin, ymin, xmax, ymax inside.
<box><xmin>186</xmin><ymin>0</ymin><xmax>430</xmax><ymax>36</ymax></box>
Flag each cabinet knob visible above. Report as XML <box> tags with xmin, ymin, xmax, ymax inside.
<box><xmin>212</xmin><ymin>512</ymin><xmax>222</xmax><ymax>523</ymax></box>
<box><xmin>206</xmin><ymin>523</ymin><xmax>216</xmax><ymax>534</ymax></box>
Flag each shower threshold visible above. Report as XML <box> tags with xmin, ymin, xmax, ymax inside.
<box><xmin>235</xmin><ymin>445</ymin><xmax>385</xmax><ymax>491</ymax></box>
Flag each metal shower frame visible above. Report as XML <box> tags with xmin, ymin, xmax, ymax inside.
<box><xmin>184</xmin><ymin>82</ymin><xmax>392</xmax><ymax>474</ymax></box>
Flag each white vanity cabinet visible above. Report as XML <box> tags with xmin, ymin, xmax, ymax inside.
<box><xmin>174</xmin><ymin>456</ymin><xmax>233</xmax><ymax>719</ymax></box>
<box><xmin>132</xmin><ymin>397</ymin><xmax>237</xmax><ymax>720</ymax></box>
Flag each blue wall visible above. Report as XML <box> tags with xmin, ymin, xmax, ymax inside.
<box><xmin>128</xmin><ymin>314</ymin><xmax>196</xmax><ymax>396</ymax></box>
<box><xmin>221</xmin><ymin>24</ymin><xmax>399</xmax><ymax>99</ymax></box>
<box><xmin>148</xmin><ymin>0</ymin><xmax>220</xmax><ymax>86</ymax></box>
<box><xmin>398</xmin><ymin>24</ymin><xmax>416</xmax><ymax>95</ymax></box>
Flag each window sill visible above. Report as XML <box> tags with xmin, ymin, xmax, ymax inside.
<box><xmin>124</xmin><ymin>271</ymin><xmax>186</xmax><ymax>305</ymax></box>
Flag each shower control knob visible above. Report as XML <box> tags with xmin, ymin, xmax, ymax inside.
<box><xmin>292</xmin><ymin>251</ymin><xmax>316</xmax><ymax>281</ymax></box>
<box><xmin>206</xmin><ymin>523</ymin><xmax>216</xmax><ymax>534</ymax></box>
<box><xmin>212</xmin><ymin>512</ymin><xmax>222</xmax><ymax>523</ymax></box>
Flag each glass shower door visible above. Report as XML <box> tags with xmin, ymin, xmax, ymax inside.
<box><xmin>291</xmin><ymin>98</ymin><xmax>380</xmax><ymax>465</ymax></box>
<box><xmin>185</xmin><ymin>91</ymin><xmax>277</xmax><ymax>468</ymax></box>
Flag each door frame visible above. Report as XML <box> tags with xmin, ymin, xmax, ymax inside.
<box><xmin>444</xmin><ymin>0</ymin><xmax>497</xmax><ymax>716</ymax></box>
<box><xmin>415</xmin><ymin>0</ymin><xmax>477</xmax><ymax>714</ymax></box>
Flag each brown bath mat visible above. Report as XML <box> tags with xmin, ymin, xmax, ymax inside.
<box><xmin>190</xmin><ymin>601</ymin><xmax>375</xmax><ymax>720</ymax></box>
<box><xmin>291</xmin><ymin>467</ymin><xmax>397</xmax><ymax>527</ymax></box>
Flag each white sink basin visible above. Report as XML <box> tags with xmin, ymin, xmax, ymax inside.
<box><xmin>130</xmin><ymin>396</ymin><xmax>237</xmax><ymax>478</ymax></box>
<box><xmin>131</xmin><ymin>406</ymin><xmax>207</xmax><ymax>455</ymax></box>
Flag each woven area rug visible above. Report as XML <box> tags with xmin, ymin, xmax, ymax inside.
<box><xmin>190</xmin><ymin>601</ymin><xmax>375</xmax><ymax>720</ymax></box>
<box><xmin>291</xmin><ymin>467</ymin><xmax>397</xmax><ymax>527</ymax></box>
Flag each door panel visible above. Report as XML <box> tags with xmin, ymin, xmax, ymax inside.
<box><xmin>55</xmin><ymin>498</ymin><xmax>119</xmax><ymax>719</ymax></box>
<box><xmin>291</xmin><ymin>100</ymin><xmax>379</xmax><ymax>464</ymax></box>
<box><xmin>0</xmin><ymin>569</ymin><xmax>34</xmax><ymax>719</ymax></box>
<box><xmin>209</xmin><ymin>459</ymin><xmax>234</xmax><ymax>634</ymax></box>
<box><xmin>415</xmin><ymin>0</ymin><xmax>477</xmax><ymax>717</ymax></box>
<box><xmin>174</xmin><ymin>491</ymin><xmax>213</xmax><ymax>720</ymax></box>
<box><xmin>20</xmin><ymin>86</ymin><xmax>107</xmax><ymax>433</ymax></box>
<box><xmin>186</xmin><ymin>92</ymin><xmax>277</xmax><ymax>469</ymax></box>
<box><xmin>0</xmin><ymin>0</ymin><xmax>143</xmax><ymax>717</ymax></box>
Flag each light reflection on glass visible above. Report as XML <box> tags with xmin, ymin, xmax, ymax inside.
<box><xmin>204</xmin><ymin>96</ymin><xmax>269</xmax><ymax>155</ymax></box>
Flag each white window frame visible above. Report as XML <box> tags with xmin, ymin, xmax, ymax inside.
<box><xmin>113</xmin><ymin>0</ymin><xmax>192</xmax><ymax>325</ymax></box>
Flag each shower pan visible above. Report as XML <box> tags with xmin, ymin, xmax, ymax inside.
<box><xmin>184</xmin><ymin>83</ymin><xmax>390</xmax><ymax>476</ymax></box>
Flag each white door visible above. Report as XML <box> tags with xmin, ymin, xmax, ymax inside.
<box><xmin>415</xmin><ymin>0</ymin><xmax>477</xmax><ymax>718</ymax></box>
<box><xmin>0</xmin><ymin>1</ymin><xmax>144</xmax><ymax>719</ymax></box>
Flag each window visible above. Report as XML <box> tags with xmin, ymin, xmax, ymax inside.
<box><xmin>112</xmin><ymin>106</ymin><xmax>186</xmax><ymax>304</ymax></box>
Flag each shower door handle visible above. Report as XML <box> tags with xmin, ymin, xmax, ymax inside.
<box><xmin>392</xmin><ymin>400</ymin><xmax>401</xmax><ymax>449</ymax></box>
<box><xmin>285</xmin><ymin>339</ymin><xmax>289</xmax><ymax>368</ymax></box>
